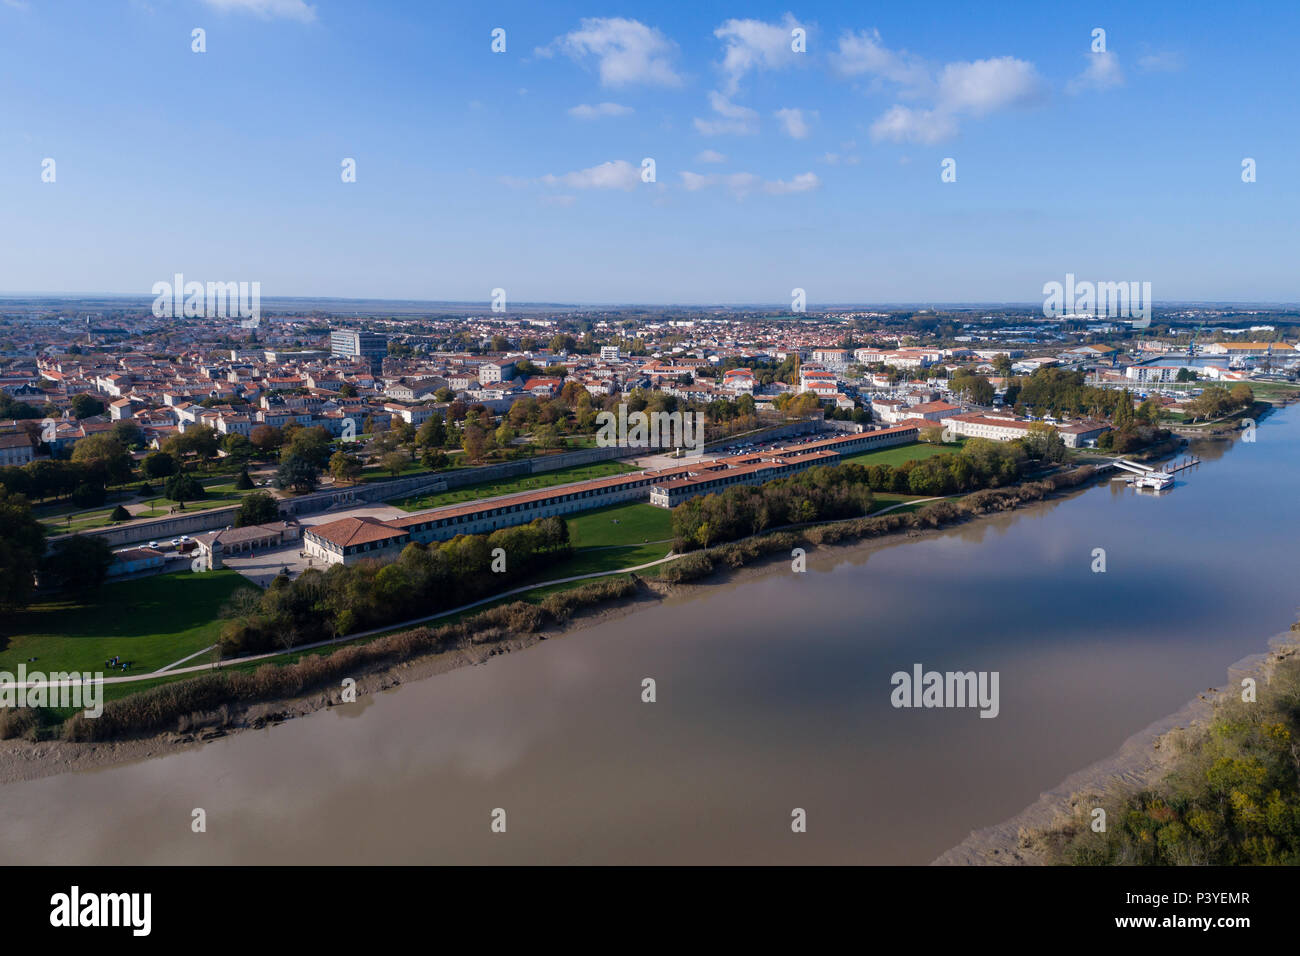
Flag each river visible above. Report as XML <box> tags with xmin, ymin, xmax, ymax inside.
<box><xmin>0</xmin><ymin>405</ymin><xmax>1295</xmax><ymax>864</ymax></box>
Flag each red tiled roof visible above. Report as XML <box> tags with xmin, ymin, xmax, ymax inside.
<box><xmin>307</xmin><ymin>515</ymin><xmax>409</xmax><ymax>548</ymax></box>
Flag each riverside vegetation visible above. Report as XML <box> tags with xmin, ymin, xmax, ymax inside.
<box><xmin>14</xmin><ymin>444</ymin><xmax>1101</xmax><ymax>744</ymax></box>
<box><xmin>1045</xmin><ymin>630</ymin><xmax>1300</xmax><ymax>866</ymax></box>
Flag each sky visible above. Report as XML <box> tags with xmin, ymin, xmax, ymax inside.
<box><xmin>0</xmin><ymin>0</ymin><xmax>1297</xmax><ymax>306</ymax></box>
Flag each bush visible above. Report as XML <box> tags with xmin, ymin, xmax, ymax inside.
<box><xmin>109</xmin><ymin>504</ymin><xmax>131</xmax><ymax>522</ymax></box>
<box><xmin>234</xmin><ymin>468</ymin><xmax>255</xmax><ymax>490</ymax></box>
<box><xmin>660</xmin><ymin>552</ymin><xmax>714</xmax><ymax>584</ymax></box>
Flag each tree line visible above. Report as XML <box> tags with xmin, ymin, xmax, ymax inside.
<box><xmin>218</xmin><ymin>516</ymin><xmax>571</xmax><ymax>656</ymax></box>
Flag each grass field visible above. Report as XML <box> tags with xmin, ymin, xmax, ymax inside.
<box><xmin>566</xmin><ymin>502</ymin><xmax>673</xmax><ymax>547</ymax></box>
<box><xmin>1</xmin><ymin>570</ymin><xmax>256</xmax><ymax>676</ymax></box>
<box><xmin>840</xmin><ymin>440</ymin><xmax>963</xmax><ymax>469</ymax></box>
<box><xmin>391</xmin><ymin>460</ymin><xmax>639</xmax><ymax>511</ymax></box>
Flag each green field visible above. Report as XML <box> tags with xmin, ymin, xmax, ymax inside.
<box><xmin>391</xmin><ymin>460</ymin><xmax>639</xmax><ymax>511</ymax></box>
<box><xmin>566</xmin><ymin>502</ymin><xmax>673</xmax><ymax>547</ymax></box>
<box><xmin>840</xmin><ymin>440</ymin><xmax>963</xmax><ymax>469</ymax></box>
<box><xmin>1</xmin><ymin>570</ymin><xmax>256</xmax><ymax>676</ymax></box>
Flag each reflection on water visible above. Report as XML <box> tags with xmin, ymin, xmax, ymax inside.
<box><xmin>0</xmin><ymin>407</ymin><xmax>1295</xmax><ymax>864</ymax></box>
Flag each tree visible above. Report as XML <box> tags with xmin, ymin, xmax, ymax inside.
<box><xmin>234</xmin><ymin>467</ymin><xmax>255</xmax><ymax>490</ymax></box>
<box><xmin>249</xmin><ymin>424</ymin><xmax>284</xmax><ymax>454</ymax></box>
<box><xmin>462</xmin><ymin>424</ymin><xmax>486</xmax><ymax>462</ymax></box>
<box><xmin>329</xmin><ymin>451</ymin><xmax>364</xmax><ymax>484</ymax></box>
<box><xmin>142</xmin><ymin>450</ymin><xmax>178</xmax><ymax>479</ymax></box>
<box><xmin>234</xmin><ymin>490</ymin><xmax>280</xmax><ymax>527</ymax></box>
<box><xmin>165</xmin><ymin>425</ymin><xmax>220</xmax><ymax>469</ymax></box>
<box><xmin>221</xmin><ymin>432</ymin><xmax>255</xmax><ymax>466</ymax></box>
<box><xmin>71</xmin><ymin>433</ymin><xmax>132</xmax><ymax>486</ymax></box>
<box><xmin>420</xmin><ymin>448</ymin><xmax>449</xmax><ymax>470</ymax></box>
<box><xmin>1024</xmin><ymin>423</ymin><xmax>1066</xmax><ymax>462</ymax></box>
<box><xmin>0</xmin><ymin>489</ymin><xmax>46</xmax><ymax>609</ymax></box>
<box><xmin>41</xmin><ymin>536</ymin><xmax>113</xmax><ymax>593</ymax></box>
<box><xmin>276</xmin><ymin>453</ymin><xmax>320</xmax><ymax>493</ymax></box>
<box><xmin>415</xmin><ymin>413</ymin><xmax>446</xmax><ymax>449</ymax></box>
<box><xmin>282</xmin><ymin>425</ymin><xmax>332</xmax><ymax>469</ymax></box>
<box><xmin>950</xmin><ymin>372</ymin><xmax>995</xmax><ymax>406</ymax></box>
<box><xmin>164</xmin><ymin>472</ymin><xmax>205</xmax><ymax>502</ymax></box>
<box><xmin>109</xmin><ymin>504</ymin><xmax>131</xmax><ymax>521</ymax></box>
<box><xmin>381</xmin><ymin>451</ymin><xmax>408</xmax><ymax>477</ymax></box>
<box><xmin>71</xmin><ymin>482</ymin><xmax>107</xmax><ymax>508</ymax></box>
<box><xmin>111</xmin><ymin>419</ymin><xmax>145</xmax><ymax>449</ymax></box>
<box><xmin>69</xmin><ymin>393</ymin><xmax>105</xmax><ymax>419</ymax></box>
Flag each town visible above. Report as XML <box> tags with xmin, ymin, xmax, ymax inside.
<box><xmin>1</xmin><ymin>301</ymin><xmax>1293</xmax><ymax>596</ymax></box>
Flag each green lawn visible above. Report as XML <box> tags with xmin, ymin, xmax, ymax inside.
<box><xmin>566</xmin><ymin>502</ymin><xmax>673</xmax><ymax>548</ymax></box>
<box><xmin>840</xmin><ymin>440</ymin><xmax>963</xmax><ymax>469</ymax></box>
<box><xmin>0</xmin><ymin>570</ymin><xmax>257</xmax><ymax>676</ymax></box>
<box><xmin>390</xmin><ymin>460</ymin><xmax>639</xmax><ymax>511</ymax></box>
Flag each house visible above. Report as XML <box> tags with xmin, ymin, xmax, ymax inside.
<box><xmin>721</xmin><ymin>368</ymin><xmax>755</xmax><ymax>394</ymax></box>
<box><xmin>478</xmin><ymin>358</ymin><xmax>518</xmax><ymax>384</ymax></box>
<box><xmin>0</xmin><ymin>431</ymin><xmax>35</xmax><ymax>466</ymax></box>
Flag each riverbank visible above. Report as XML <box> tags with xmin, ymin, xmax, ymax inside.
<box><xmin>933</xmin><ymin>629</ymin><xmax>1300</xmax><ymax>866</ymax></box>
<box><xmin>0</xmin><ymin>465</ymin><xmax>1103</xmax><ymax>786</ymax></box>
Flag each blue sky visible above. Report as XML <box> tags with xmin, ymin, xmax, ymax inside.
<box><xmin>1</xmin><ymin>0</ymin><xmax>1297</xmax><ymax>305</ymax></box>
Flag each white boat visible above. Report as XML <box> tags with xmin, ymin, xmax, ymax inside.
<box><xmin>1133</xmin><ymin>471</ymin><xmax>1175</xmax><ymax>491</ymax></box>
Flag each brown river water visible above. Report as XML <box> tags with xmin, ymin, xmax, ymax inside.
<box><xmin>0</xmin><ymin>405</ymin><xmax>1295</xmax><ymax>864</ymax></box>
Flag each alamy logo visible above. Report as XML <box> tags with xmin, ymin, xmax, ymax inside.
<box><xmin>0</xmin><ymin>666</ymin><xmax>103</xmax><ymax>717</ymax></box>
<box><xmin>890</xmin><ymin>663</ymin><xmax>1000</xmax><ymax>718</ymax></box>
<box><xmin>0</xmin><ymin>671</ymin><xmax>102</xmax><ymax>712</ymax></box>
<box><xmin>50</xmin><ymin>886</ymin><xmax>151</xmax><ymax>936</ymax></box>
<box><xmin>151</xmin><ymin>273</ymin><xmax>260</xmax><ymax>322</ymax></box>
<box><xmin>595</xmin><ymin>405</ymin><xmax>705</xmax><ymax>456</ymax></box>
<box><xmin>1042</xmin><ymin>272</ymin><xmax>1151</xmax><ymax>328</ymax></box>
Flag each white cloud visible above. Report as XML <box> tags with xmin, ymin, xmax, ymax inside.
<box><xmin>538</xmin><ymin>18</ymin><xmax>682</xmax><ymax>88</ymax></box>
<box><xmin>938</xmin><ymin>57</ymin><xmax>1044</xmax><ymax>114</ymax></box>
<box><xmin>822</xmin><ymin>142</ymin><xmax>861</xmax><ymax>166</ymax></box>
<box><xmin>830</xmin><ymin>28</ymin><xmax>929</xmax><ymax>91</ymax></box>
<box><xmin>833</xmin><ymin>30</ymin><xmax>1045</xmax><ymax>144</ymax></box>
<box><xmin>693</xmin><ymin>91</ymin><xmax>760</xmax><ymax>135</ymax></box>
<box><xmin>540</xmin><ymin>160</ymin><xmax>641</xmax><ymax>191</ymax></box>
<box><xmin>200</xmin><ymin>0</ymin><xmax>316</xmax><ymax>21</ymax></box>
<box><xmin>678</xmin><ymin>169</ymin><xmax>818</xmax><ymax>199</ymax></box>
<box><xmin>695</xmin><ymin>149</ymin><xmax>727</xmax><ymax>164</ymax></box>
<box><xmin>713</xmin><ymin>14</ymin><xmax>804</xmax><ymax>96</ymax></box>
<box><xmin>774</xmin><ymin>107</ymin><xmax>814</xmax><ymax>139</ymax></box>
<box><xmin>540</xmin><ymin>195</ymin><xmax>577</xmax><ymax>207</ymax></box>
<box><xmin>1066</xmin><ymin>51</ymin><xmax>1124</xmax><ymax>94</ymax></box>
<box><xmin>869</xmin><ymin>105</ymin><xmax>958</xmax><ymax>145</ymax></box>
<box><xmin>568</xmin><ymin>102</ymin><xmax>634</xmax><ymax>120</ymax></box>
<box><xmin>762</xmin><ymin>172</ymin><xmax>820</xmax><ymax>195</ymax></box>
<box><xmin>1138</xmin><ymin>51</ymin><xmax>1183</xmax><ymax>73</ymax></box>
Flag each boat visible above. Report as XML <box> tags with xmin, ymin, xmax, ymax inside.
<box><xmin>1133</xmin><ymin>471</ymin><xmax>1175</xmax><ymax>491</ymax></box>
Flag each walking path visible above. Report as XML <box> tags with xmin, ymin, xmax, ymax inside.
<box><xmin>19</xmin><ymin>496</ymin><xmax>941</xmax><ymax>691</ymax></box>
